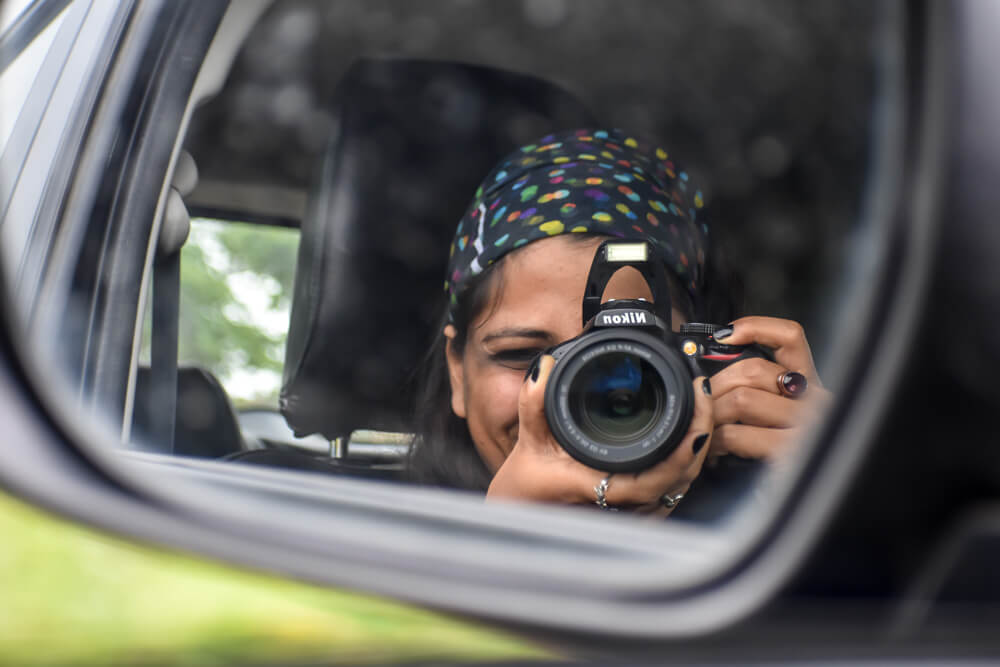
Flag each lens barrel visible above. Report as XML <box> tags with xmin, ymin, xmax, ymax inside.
<box><xmin>544</xmin><ymin>328</ymin><xmax>693</xmax><ymax>472</ymax></box>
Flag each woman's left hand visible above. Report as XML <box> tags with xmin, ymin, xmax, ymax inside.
<box><xmin>707</xmin><ymin>316</ymin><xmax>832</xmax><ymax>461</ymax></box>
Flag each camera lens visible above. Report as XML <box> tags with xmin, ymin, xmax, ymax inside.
<box><xmin>545</xmin><ymin>329</ymin><xmax>693</xmax><ymax>472</ymax></box>
<box><xmin>568</xmin><ymin>352</ymin><xmax>665</xmax><ymax>444</ymax></box>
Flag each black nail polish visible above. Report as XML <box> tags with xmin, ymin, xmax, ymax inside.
<box><xmin>524</xmin><ymin>355</ymin><xmax>541</xmax><ymax>382</ymax></box>
<box><xmin>702</xmin><ymin>378</ymin><xmax>712</xmax><ymax>396</ymax></box>
<box><xmin>713</xmin><ymin>327</ymin><xmax>733</xmax><ymax>341</ymax></box>
<box><xmin>692</xmin><ymin>433</ymin><xmax>709</xmax><ymax>454</ymax></box>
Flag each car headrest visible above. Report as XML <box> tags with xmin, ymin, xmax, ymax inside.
<box><xmin>280</xmin><ymin>57</ymin><xmax>597</xmax><ymax>440</ymax></box>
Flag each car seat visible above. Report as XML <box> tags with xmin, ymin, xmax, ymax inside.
<box><xmin>280</xmin><ymin>57</ymin><xmax>598</xmax><ymax>443</ymax></box>
<box><xmin>132</xmin><ymin>365</ymin><xmax>246</xmax><ymax>457</ymax></box>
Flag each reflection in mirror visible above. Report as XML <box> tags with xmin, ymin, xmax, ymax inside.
<box><xmin>2</xmin><ymin>0</ymin><xmax>890</xmax><ymax>559</ymax></box>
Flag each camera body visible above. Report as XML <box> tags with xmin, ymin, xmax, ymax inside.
<box><xmin>543</xmin><ymin>241</ymin><xmax>767</xmax><ymax>472</ymax></box>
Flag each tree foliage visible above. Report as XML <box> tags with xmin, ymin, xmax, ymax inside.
<box><xmin>175</xmin><ymin>220</ymin><xmax>298</xmax><ymax>404</ymax></box>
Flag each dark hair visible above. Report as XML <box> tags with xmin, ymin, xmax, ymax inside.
<box><xmin>406</xmin><ymin>234</ymin><xmax>740</xmax><ymax>490</ymax></box>
<box><xmin>406</xmin><ymin>263</ymin><xmax>501</xmax><ymax>490</ymax></box>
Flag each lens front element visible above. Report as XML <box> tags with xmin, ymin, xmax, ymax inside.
<box><xmin>570</xmin><ymin>353</ymin><xmax>665</xmax><ymax>445</ymax></box>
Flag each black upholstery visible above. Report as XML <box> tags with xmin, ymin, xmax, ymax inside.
<box><xmin>281</xmin><ymin>57</ymin><xmax>597</xmax><ymax>440</ymax></box>
<box><xmin>133</xmin><ymin>365</ymin><xmax>246</xmax><ymax>457</ymax></box>
<box><xmin>222</xmin><ymin>449</ymin><xmax>403</xmax><ymax>481</ymax></box>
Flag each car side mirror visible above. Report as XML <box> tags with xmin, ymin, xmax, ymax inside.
<box><xmin>8</xmin><ymin>1</ymin><xmax>998</xmax><ymax>651</ymax></box>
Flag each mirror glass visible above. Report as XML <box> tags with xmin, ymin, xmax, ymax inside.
<box><xmin>1</xmin><ymin>0</ymin><xmax>894</xmax><ymax>582</ymax></box>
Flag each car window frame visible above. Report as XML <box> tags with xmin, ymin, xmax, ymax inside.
<box><xmin>30</xmin><ymin>0</ymin><xmax>229</xmax><ymax>442</ymax></box>
<box><xmin>1</xmin><ymin>0</ymin><xmax>110</xmax><ymax>314</ymax></box>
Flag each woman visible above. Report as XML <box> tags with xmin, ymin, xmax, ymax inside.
<box><xmin>409</xmin><ymin>128</ymin><xmax>827</xmax><ymax>517</ymax></box>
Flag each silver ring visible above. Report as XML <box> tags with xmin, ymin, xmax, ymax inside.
<box><xmin>594</xmin><ymin>476</ymin><xmax>617</xmax><ymax>511</ymax></box>
<box><xmin>660</xmin><ymin>492</ymin><xmax>685</xmax><ymax>508</ymax></box>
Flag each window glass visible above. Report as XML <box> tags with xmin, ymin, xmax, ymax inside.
<box><xmin>141</xmin><ymin>219</ymin><xmax>299</xmax><ymax>409</ymax></box>
<box><xmin>174</xmin><ymin>219</ymin><xmax>298</xmax><ymax>407</ymax></box>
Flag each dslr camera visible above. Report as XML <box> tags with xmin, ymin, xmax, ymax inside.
<box><xmin>544</xmin><ymin>240</ymin><xmax>767</xmax><ymax>472</ymax></box>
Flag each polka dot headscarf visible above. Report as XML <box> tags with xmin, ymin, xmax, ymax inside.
<box><xmin>445</xmin><ymin>128</ymin><xmax>709</xmax><ymax>320</ymax></box>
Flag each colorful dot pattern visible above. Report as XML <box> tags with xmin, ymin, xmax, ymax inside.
<box><xmin>445</xmin><ymin>128</ymin><xmax>708</xmax><ymax>314</ymax></box>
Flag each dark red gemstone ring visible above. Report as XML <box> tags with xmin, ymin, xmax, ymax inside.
<box><xmin>777</xmin><ymin>371</ymin><xmax>808</xmax><ymax>399</ymax></box>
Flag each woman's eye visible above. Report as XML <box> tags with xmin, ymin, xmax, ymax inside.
<box><xmin>490</xmin><ymin>349</ymin><xmax>542</xmax><ymax>369</ymax></box>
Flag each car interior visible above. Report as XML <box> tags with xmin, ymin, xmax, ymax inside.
<box><xmin>124</xmin><ymin>2</ymin><xmax>877</xmax><ymax>496</ymax></box>
<box><xmin>132</xmin><ymin>54</ymin><xmax>601</xmax><ymax>474</ymax></box>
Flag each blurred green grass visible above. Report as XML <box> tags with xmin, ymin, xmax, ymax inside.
<box><xmin>0</xmin><ymin>491</ymin><xmax>553</xmax><ymax>665</ymax></box>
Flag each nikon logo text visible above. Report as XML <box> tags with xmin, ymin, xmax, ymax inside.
<box><xmin>600</xmin><ymin>311</ymin><xmax>648</xmax><ymax>326</ymax></box>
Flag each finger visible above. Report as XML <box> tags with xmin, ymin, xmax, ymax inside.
<box><xmin>712</xmin><ymin>423</ymin><xmax>801</xmax><ymax>460</ymax></box>
<box><xmin>632</xmin><ymin>482</ymin><xmax>693</xmax><ymax>518</ymax></box>
<box><xmin>685</xmin><ymin>375</ymin><xmax>715</xmax><ymax>467</ymax></box>
<box><xmin>648</xmin><ymin>376</ymin><xmax>714</xmax><ymax>477</ymax></box>
<box><xmin>710</xmin><ymin>356</ymin><xmax>798</xmax><ymax>398</ymax></box>
<box><xmin>606</xmin><ymin>376</ymin><xmax>713</xmax><ymax>506</ymax></box>
<box><xmin>713</xmin><ymin>386</ymin><xmax>809</xmax><ymax>428</ymax></box>
<box><xmin>516</xmin><ymin>354</ymin><xmax>557</xmax><ymax>452</ymax></box>
<box><xmin>715</xmin><ymin>316</ymin><xmax>820</xmax><ymax>382</ymax></box>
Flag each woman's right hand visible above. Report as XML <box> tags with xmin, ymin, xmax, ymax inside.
<box><xmin>486</xmin><ymin>355</ymin><xmax>715</xmax><ymax>516</ymax></box>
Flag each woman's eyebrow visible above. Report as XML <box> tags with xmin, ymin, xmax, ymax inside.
<box><xmin>480</xmin><ymin>328</ymin><xmax>553</xmax><ymax>344</ymax></box>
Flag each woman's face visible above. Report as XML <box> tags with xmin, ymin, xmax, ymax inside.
<box><xmin>444</xmin><ymin>235</ymin><xmax>687</xmax><ymax>475</ymax></box>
